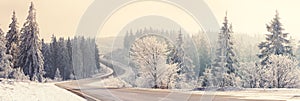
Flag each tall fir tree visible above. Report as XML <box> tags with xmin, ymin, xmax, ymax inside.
<box><xmin>192</xmin><ymin>32</ymin><xmax>212</xmax><ymax>77</ymax></box>
<box><xmin>258</xmin><ymin>11</ymin><xmax>294</xmax><ymax>66</ymax></box>
<box><xmin>170</xmin><ymin>29</ymin><xmax>185</xmax><ymax>74</ymax></box>
<box><xmin>95</xmin><ymin>42</ymin><xmax>101</xmax><ymax>70</ymax></box>
<box><xmin>41</xmin><ymin>39</ymin><xmax>53</xmax><ymax>79</ymax></box>
<box><xmin>211</xmin><ymin>13</ymin><xmax>239</xmax><ymax>87</ymax></box>
<box><xmin>18</xmin><ymin>2</ymin><xmax>44</xmax><ymax>82</ymax></box>
<box><xmin>6</xmin><ymin>11</ymin><xmax>20</xmax><ymax>68</ymax></box>
<box><xmin>0</xmin><ymin>27</ymin><xmax>13</xmax><ymax>78</ymax></box>
<box><xmin>49</xmin><ymin>35</ymin><xmax>59</xmax><ymax>79</ymax></box>
<box><xmin>66</xmin><ymin>37</ymin><xmax>74</xmax><ymax>79</ymax></box>
<box><xmin>58</xmin><ymin>38</ymin><xmax>71</xmax><ymax>80</ymax></box>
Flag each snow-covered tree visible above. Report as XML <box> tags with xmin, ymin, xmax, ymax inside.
<box><xmin>95</xmin><ymin>44</ymin><xmax>101</xmax><ymax>70</ymax></box>
<box><xmin>192</xmin><ymin>31</ymin><xmax>212</xmax><ymax>77</ymax></box>
<box><xmin>66</xmin><ymin>38</ymin><xmax>74</xmax><ymax>79</ymax></box>
<box><xmin>57</xmin><ymin>38</ymin><xmax>70</xmax><ymax>80</ymax></box>
<box><xmin>168</xmin><ymin>30</ymin><xmax>196</xmax><ymax>88</ymax></box>
<box><xmin>0</xmin><ymin>28</ymin><xmax>13</xmax><ymax>78</ymax></box>
<box><xmin>211</xmin><ymin>13</ymin><xmax>240</xmax><ymax>87</ymax></box>
<box><xmin>170</xmin><ymin>29</ymin><xmax>184</xmax><ymax>69</ymax></box>
<box><xmin>130</xmin><ymin>35</ymin><xmax>176</xmax><ymax>88</ymax></box>
<box><xmin>258</xmin><ymin>11</ymin><xmax>294</xmax><ymax>66</ymax></box>
<box><xmin>49</xmin><ymin>35</ymin><xmax>59</xmax><ymax>78</ymax></box>
<box><xmin>158</xmin><ymin>63</ymin><xmax>178</xmax><ymax>89</ymax></box>
<box><xmin>18</xmin><ymin>2</ymin><xmax>44</xmax><ymax>82</ymax></box>
<box><xmin>6</xmin><ymin>11</ymin><xmax>20</xmax><ymax>68</ymax></box>
<box><xmin>199</xmin><ymin>67</ymin><xmax>213</xmax><ymax>87</ymax></box>
<box><xmin>54</xmin><ymin>68</ymin><xmax>62</xmax><ymax>81</ymax></box>
<box><xmin>296</xmin><ymin>41</ymin><xmax>300</xmax><ymax>66</ymax></box>
<box><xmin>10</xmin><ymin>67</ymin><xmax>28</xmax><ymax>81</ymax></box>
<box><xmin>239</xmin><ymin>62</ymin><xmax>261</xmax><ymax>88</ymax></box>
<box><xmin>262</xmin><ymin>55</ymin><xmax>299</xmax><ymax>88</ymax></box>
<box><xmin>41</xmin><ymin>39</ymin><xmax>53</xmax><ymax>79</ymax></box>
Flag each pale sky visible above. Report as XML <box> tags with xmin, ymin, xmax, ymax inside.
<box><xmin>0</xmin><ymin>0</ymin><xmax>299</xmax><ymax>41</ymax></box>
<box><xmin>0</xmin><ymin>0</ymin><xmax>93</xmax><ymax>42</ymax></box>
<box><xmin>205</xmin><ymin>0</ymin><xmax>300</xmax><ymax>40</ymax></box>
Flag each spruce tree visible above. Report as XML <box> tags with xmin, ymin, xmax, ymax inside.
<box><xmin>18</xmin><ymin>2</ymin><xmax>44</xmax><ymax>82</ymax></box>
<box><xmin>95</xmin><ymin>43</ymin><xmax>101</xmax><ymax>70</ymax></box>
<box><xmin>49</xmin><ymin>35</ymin><xmax>59</xmax><ymax>78</ymax></box>
<box><xmin>193</xmin><ymin>32</ymin><xmax>212</xmax><ymax>77</ymax></box>
<box><xmin>6</xmin><ymin>11</ymin><xmax>20</xmax><ymax>68</ymax></box>
<box><xmin>58</xmin><ymin>38</ymin><xmax>71</xmax><ymax>80</ymax></box>
<box><xmin>54</xmin><ymin>68</ymin><xmax>62</xmax><ymax>81</ymax></box>
<box><xmin>0</xmin><ymin>28</ymin><xmax>13</xmax><ymax>78</ymax></box>
<box><xmin>258</xmin><ymin>11</ymin><xmax>293</xmax><ymax>66</ymax></box>
<box><xmin>170</xmin><ymin>29</ymin><xmax>185</xmax><ymax>74</ymax></box>
<box><xmin>42</xmin><ymin>39</ymin><xmax>53</xmax><ymax>79</ymax></box>
<box><xmin>66</xmin><ymin>37</ymin><xmax>74</xmax><ymax>79</ymax></box>
<box><xmin>211</xmin><ymin>13</ymin><xmax>239</xmax><ymax>87</ymax></box>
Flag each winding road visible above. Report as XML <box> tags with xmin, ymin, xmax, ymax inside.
<box><xmin>57</xmin><ymin>58</ymin><xmax>300</xmax><ymax>101</ymax></box>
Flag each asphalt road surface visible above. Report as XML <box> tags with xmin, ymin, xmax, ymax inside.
<box><xmin>56</xmin><ymin>60</ymin><xmax>297</xmax><ymax>101</ymax></box>
<box><xmin>58</xmin><ymin>79</ymin><xmax>291</xmax><ymax>101</ymax></box>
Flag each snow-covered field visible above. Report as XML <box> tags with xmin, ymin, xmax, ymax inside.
<box><xmin>0</xmin><ymin>80</ymin><xmax>86</xmax><ymax>101</ymax></box>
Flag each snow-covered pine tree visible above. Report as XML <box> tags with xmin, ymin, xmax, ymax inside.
<box><xmin>58</xmin><ymin>38</ymin><xmax>71</xmax><ymax>80</ymax></box>
<box><xmin>192</xmin><ymin>32</ymin><xmax>212</xmax><ymax>77</ymax></box>
<box><xmin>258</xmin><ymin>11</ymin><xmax>294</xmax><ymax>66</ymax></box>
<box><xmin>199</xmin><ymin>67</ymin><xmax>213</xmax><ymax>87</ymax></box>
<box><xmin>0</xmin><ymin>27</ymin><xmax>13</xmax><ymax>78</ymax></box>
<box><xmin>211</xmin><ymin>13</ymin><xmax>239</xmax><ymax>87</ymax></box>
<box><xmin>72</xmin><ymin>37</ymin><xmax>85</xmax><ymax>79</ymax></box>
<box><xmin>6</xmin><ymin>11</ymin><xmax>20</xmax><ymax>69</ymax></box>
<box><xmin>66</xmin><ymin>37</ymin><xmax>74</xmax><ymax>79</ymax></box>
<box><xmin>95</xmin><ymin>43</ymin><xmax>101</xmax><ymax>70</ymax></box>
<box><xmin>54</xmin><ymin>68</ymin><xmax>62</xmax><ymax>81</ymax></box>
<box><xmin>170</xmin><ymin>29</ymin><xmax>185</xmax><ymax>74</ymax></box>
<box><xmin>297</xmin><ymin>41</ymin><xmax>300</xmax><ymax>65</ymax></box>
<box><xmin>50</xmin><ymin>35</ymin><xmax>59</xmax><ymax>79</ymax></box>
<box><xmin>167</xmin><ymin>29</ymin><xmax>196</xmax><ymax>88</ymax></box>
<box><xmin>10</xmin><ymin>67</ymin><xmax>28</xmax><ymax>81</ymax></box>
<box><xmin>42</xmin><ymin>39</ymin><xmax>53</xmax><ymax>79</ymax></box>
<box><xmin>18</xmin><ymin>2</ymin><xmax>44</xmax><ymax>82</ymax></box>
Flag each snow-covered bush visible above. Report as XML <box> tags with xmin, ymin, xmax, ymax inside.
<box><xmin>239</xmin><ymin>62</ymin><xmax>261</xmax><ymax>88</ymax></box>
<box><xmin>54</xmin><ymin>68</ymin><xmax>62</xmax><ymax>81</ymax></box>
<box><xmin>261</xmin><ymin>55</ymin><xmax>300</xmax><ymax>88</ymax></box>
<box><xmin>10</xmin><ymin>68</ymin><xmax>29</xmax><ymax>81</ymax></box>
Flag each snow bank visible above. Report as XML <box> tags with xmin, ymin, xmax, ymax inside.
<box><xmin>0</xmin><ymin>80</ymin><xmax>86</xmax><ymax>101</ymax></box>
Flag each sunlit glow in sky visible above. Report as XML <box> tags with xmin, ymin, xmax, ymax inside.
<box><xmin>0</xmin><ymin>0</ymin><xmax>299</xmax><ymax>41</ymax></box>
<box><xmin>98</xmin><ymin>1</ymin><xmax>201</xmax><ymax>38</ymax></box>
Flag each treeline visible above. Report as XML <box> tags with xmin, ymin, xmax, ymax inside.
<box><xmin>122</xmin><ymin>11</ymin><xmax>300</xmax><ymax>89</ymax></box>
<box><xmin>0</xmin><ymin>2</ymin><xmax>101</xmax><ymax>82</ymax></box>
<box><xmin>42</xmin><ymin>36</ymin><xmax>100</xmax><ymax>80</ymax></box>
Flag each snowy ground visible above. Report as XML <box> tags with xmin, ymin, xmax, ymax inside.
<box><xmin>0</xmin><ymin>80</ymin><xmax>86</xmax><ymax>101</ymax></box>
<box><xmin>189</xmin><ymin>88</ymin><xmax>300</xmax><ymax>101</ymax></box>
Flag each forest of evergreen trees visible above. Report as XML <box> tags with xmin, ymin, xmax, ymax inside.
<box><xmin>42</xmin><ymin>36</ymin><xmax>101</xmax><ymax>80</ymax></box>
<box><xmin>0</xmin><ymin>2</ymin><xmax>101</xmax><ymax>82</ymax></box>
